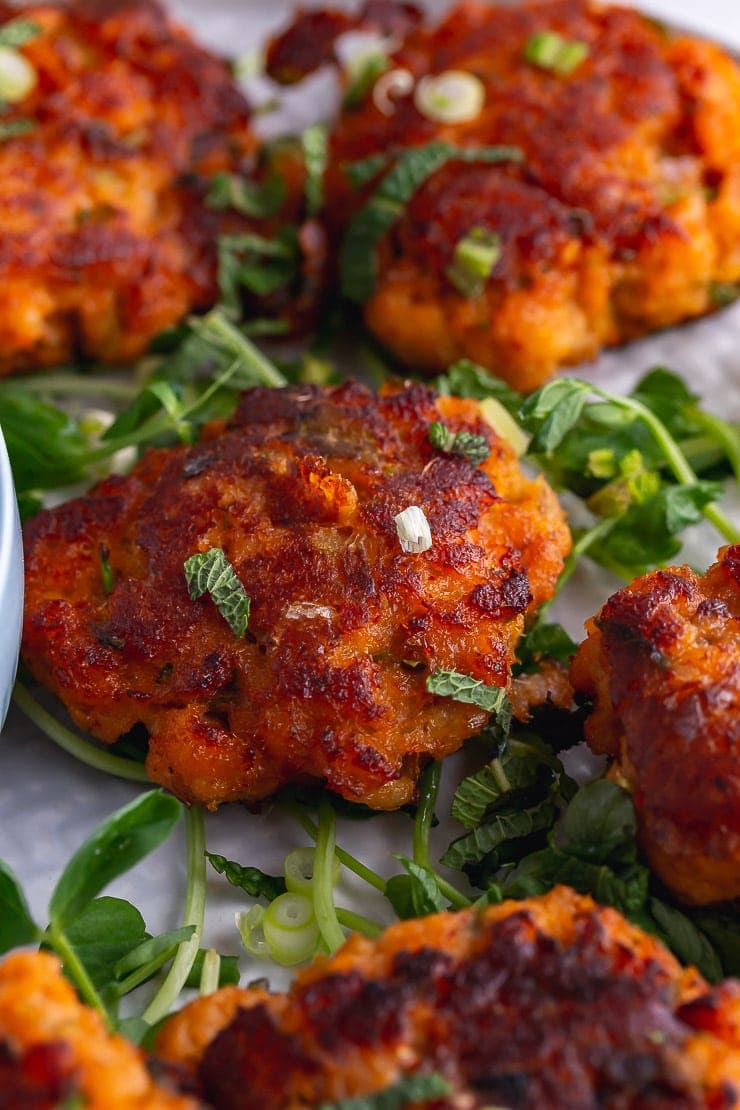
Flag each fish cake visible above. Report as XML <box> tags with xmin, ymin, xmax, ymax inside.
<box><xmin>157</xmin><ymin>886</ymin><xmax>740</xmax><ymax>1108</ymax></box>
<box><xmin>570</xmin><ymin>545</ymin><xmax>740</xmax><ymax>905</ymax></box>
<box><xmin>21</xmin><ymin>380</ymin><xmax>569</xmax><ymax>810</ymax></box>
<box><xmin>268</xmin><ymin>0</ymin><xmax>740</xmax><ymax>391</ymax></box>
<box><xmin>0</xmin><ymin>950</ymin><xmax>197</xmax><ymax>1109</ymax></box>
<box><xmin>0</xmin><ymin>0</ymin><xmax>255</xmax><ymax>373</ymax></box>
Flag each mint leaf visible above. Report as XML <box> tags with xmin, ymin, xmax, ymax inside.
<box><xmin>184</xmin><ymin>547</ymin><xmax>250</xmax><ymax>638</ymax></box>
<box><xmin>0</xmin><ymin>860</ymin><xmax>39</xmax><ymax>953</ymax></box>
<box><xmin>426</xmin><ymin>669</ymin><xmax>509</xmax><ymax>715</ymax></box>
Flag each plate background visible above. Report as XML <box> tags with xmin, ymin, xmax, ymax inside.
<box><xmin>1</xmin><ymin>0</ymin><xmax>740</xmax><ymax>999</ymax></box>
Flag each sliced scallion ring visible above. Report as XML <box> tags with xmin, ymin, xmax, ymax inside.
<box><xmin>0</xmin><ymin>45</ymin><xmax>36</xmax><ymax>103</ymax></box>
<box><xmin>235</xmin><ymin>905</ymin><xmax>269</xmax><ymax>958</ymax></box>
<box><xmin>414</xmin><ymin>70</ymin><xmax>485</xmax><ymax>124</ymax></box>
<box><xmin>446</xmin><ymin>227</ymin><xmax>502</xmax><ymax>297</ymax></box>
<box><xmin>263</xmin><ymin>892</ymin><xmax>320</xmax><ymax>966</ymax></box>
<box><xmin>284</xmin><ymin>847</ymin><xmax>340</xmax><ymax>896</ymax></box>
<box><xmin>373</xmin><ymin>67</ymin><xmax>414</xmax><ymax>115</ymax></box>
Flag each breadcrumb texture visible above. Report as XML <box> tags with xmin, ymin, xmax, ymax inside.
<box><xmin>270</xmin><ymin>0</ymin><xmax>740</xmax><ymax>390</ymax></box>
<box><xmin>158</xmin><ymin>886</ymin><xmax>740</xmax><ymax>1108</ymax></box>
<box><xmin>571</xmin><ymin>545</ymin><xmax>740</xmax><ymax>905</ymax></box>
<box><xmin>0</xmin><ymin>0</ymin><xmax>254</xmax><ymax>373</ymax></box>
<box><xmin>0</xmin><ymin>950</ymin><xmax>197</xmax><ymax>1109</ymax></box>
<box><xmin>22</xmin><ymin>381</ymin><xmax>569</xmax><ymax>810</ymax></box>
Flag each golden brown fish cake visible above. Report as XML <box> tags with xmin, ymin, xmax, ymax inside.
<box><xmin>21</xmin><ymin>380</ymin><xmax>569</xmax><ymax>810</ymax></box>
<box><xmin>268</xmin><ymin>0</ymin><xmax>740</xmax><ymax>391</ymax></box>
<box><xmin>0</xmin><ymin>950</ymin><xmax>198</xmax><ymax>1109</ymax></box>
<box><xmin>0</xmin><ymin>0</ymin><xmax>255</xmax><ymax>373</ymax></box>
<box><xmin>157</xmin><ymin>886</ymin><xmax>740</xmax><ymax>1108</ymax></box>
<box><xmin>570</xmin><ymin>545</ymin><xmax>740</xmax><ymax>905</ymax></box>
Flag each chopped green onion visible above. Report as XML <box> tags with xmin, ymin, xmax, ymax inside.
<box><xmin>372</xmin><ymin>67</ymin><xmax>414</xmax><ymax>115</ymax></box>
<box><xmin>479</xmin><ymin>397</ymin><xmax>530</xmax><ymax>456</ymax></box>
<box><xmin>0</xmin><ymin>45</ymin><xmax>36</xmax><ymax>102</ymax></box>
<box><xmin>263</xmin><ymin>892</ymin><xmax>320</xmax><ymax>966</ymax></box>
<box><xmin>414</xmin><ymin>70</ymin><xmax>485</xmax><ymax>123</ymax></box>
<box><xmin>446</xmin><ymin>228</ymin><xmax>501</xmax><ymax>297</ymax></box>
<box><xmin>302</xmin><ymin>124</ymin><xmax>328</xmax><ymax>216</ymax></box>
<box><xmin>312</xmin><ymin>801</ymin><xmax>347</xmax><ymax>955</ymax></box>
<box><xmin>344</xmin><ymin>52</ymin><xmax>388</xmax><ymax>108</ymax></box>
<box><xmin>236</xmin><ymin>905</ymin><xmax>269</xmax><ymax>958</ymax></box>
<box><xmin>98</xmin><ymin>544</ymin><xmax>114</xmax><ymax>596</ymax></box>
<box><xmin>524</xmin><ymin>31</ymin><xmax>589</xmax><ymax>76</ymax></box>
<box><xmin>199</xmin><ymin>949</ymin><xmax>221</xmax><ymax>996</ymax></box>
<box><xmin>394</xmin><ymin>505</ymin><xmax>433</xmax><ymax>553</ymax></box>
<box><xmin>284</xmin><ymin>847</ymin><xmax>340</xmax><ymax>896</ymax></box>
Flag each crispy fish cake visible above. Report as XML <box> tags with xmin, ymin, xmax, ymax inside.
<box><xmin>157</xmin><ymin>886</ymin><xmax>740</xmax><ymax>1108</ymax></box>
<box><xmin>0</xmin><ymin>0</ymin><xmax>254</xmax><ymax>373</ymax></box>
<box><xmin>269</xmin><ymin>0</ymin><xmax>740</xmax><ymax>390</ymax></box>
<box><xmin>22</xmin><ymin>381</ymin><xmax>569</xmax><ymax>810</ymax></box>
<box><xmin>0</xmin><ymin>951</ymin><xmax>197</xmax><ymax>1109</ymax></box>
<box><xmin>570</xmin><ymin>545</ymin><xmax>740</xmax><ymax>905</ymax></box>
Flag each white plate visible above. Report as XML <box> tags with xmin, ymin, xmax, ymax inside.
<box><xmin>0</xmin><ymin>427</ymin><xmax>22</xmax><ymax>728</ymax></box>
<box><xmin>1</xmin><ymin>0</ymin><xmax>740</xmax><ymax>1007</ymax></box>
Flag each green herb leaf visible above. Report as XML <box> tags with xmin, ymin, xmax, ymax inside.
<box><xmin>340</xmin><ymin>142</ymin><xmax>522</xmax><ymax>303</ymax></box>
<box><xmin>183</xmin><ymin>547</ymin><xmax>250</xmax><ymax>638</ymax></box>
<box><xmin>0</xmin><ymin>860</ymin><xmax>40</xmax><ymax>954</ymax></box>
<box><xmin>519</xmin><ymin>378</ymin><xmax>591</xmax><ymax>454</ymax></box>
<box><xmin>343</xmin><ymin>151</ymin><xmax>392</xmax><ymax>189</ymax></box>
<box><xmin>426</xmin><ymin>669</ymin><xmax>509</xmax><ymax>715</ymax></box>
<box><xmin>387</xmin><ymin>857</ymin><xmax>446</xmax><ymax>918</ymax></box>
<box><xmin>217</xmin><ymin>228</ymin><xmax>300</xmax><ymax>312</ymax></box>
<box><xmin>560</xmin><ymin>780</ymin><xmax>637</xmax><ymax>865</ymax></box>
<box><xmin>114</xmin><ymin>926</ymin><xmax>196</xmax><ymax>980</ymax></box>
<box><xmin>206</xmin><ymin>851</ymin><xmax>286</xmax><ymax>901</ymax></box>
<box><xmin>318</xmin><ymin>1072</ymin><xmax>451</xmax><ymax>1110</ymax></box>
<box><xmin>0</xmin><ymin>387</ymin><xmax>88</xmax><ymax>494</ymax></box>
<box><xmin>206</xmin><ymin>172</ymin><xmax>285</xmax><ymax>218</ymax></box>
<box><xmin>0</xmin><ymin>18</ymin><xmax>41</xmax><ymax>48</ymax></box>
<box><xmin>650</xmin><ymin>898</ymin><xmax>724</xmax><ymax>984</ymax></box>
<box><xmin>49</xmin><ymin>790</ymin><xmax>182</xmax><ymax>927</ymax></box>
<box><xmin>428</xmin><ymin>421</ymin><xmax>490</xmax><ymax>465</ymax></box>
<box><xmin>442</xmin><ymin>799</ymin><xmax>557</xmax><ymax>872</ymax></box>
<box><xmin>516</xmin><ymin>621</ymin><xmax>577</xmax><ymax>671</ymax></box>
<box><xmin>436</xmin><ymin>359</ymin><xmax>522</xmax><ymax>413</ymax></box>
<box><xmin>62</xmin><ymin>896</ymin><xmax>148</xmax><ymax>992</ymax></box>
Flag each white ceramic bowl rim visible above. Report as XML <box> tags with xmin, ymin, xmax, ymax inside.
<box><xmin>0</xmin><ymin>426</ymin><xmax>22</xmax><ymax>726</ymax></box>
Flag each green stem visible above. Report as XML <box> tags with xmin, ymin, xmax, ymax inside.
<box><xmin>688</xmin><ymin>408</ymin><xmax>740</xmax><ymax>484</ymax></box>
<box><xmin>47</xmin><ymin>922</ymin><xmax>110</xmax><ymax>1023</ymax></box>
<box><xmin>190</xmin><ymin>308</ymin><xmax>287</xmax><ymax>388</ymax></box>
<box><xmin>490</xmin><ymin>758</ymin><xmax>511</xmax><ymax>794</ymax></box>
<box><xmin>336</xmin><ymin>907</ymin><xmax>384</xmax><ymax>938</ymax></box>
<box><xmin>413</xmin><ymin>762</ymin><xmax>440</xmax><ymax>871</ymax></box>
<box><xmin>312</xmin><ymin>801</ymin><xmax>347</xmax><ymax>954</ymax></box>
<box><xmin>2</xmin><ymin>373</ymin><xmax>138</xmax><ymax>401</ymax></box>
<box><xmin>293</xmin><ymin>809</ymin><xmax>387</xmax><ymax>893</ymax></box>
<box><xmin>142</xmin><ymin>807</ymin><xmax>206</xmax><ymax>1025</ymax></box>
<box><xmin>591</xmin><ymin>388</ymin><xmax>740</xmax><ymax>543</ymax></box>
<box><xmin>537</xmin><ymin>517</ymin><xmax>617</xmax><ymax>622</ymax></box>
<box><xmin>13</xmin><ymin>682</ymin><xmax>150</xmax><ymax>783</ymax></box>
<box><xmin>412</xmin><ymin>762</ymin><xmax>471</xmax><ymax>910</ymax></box>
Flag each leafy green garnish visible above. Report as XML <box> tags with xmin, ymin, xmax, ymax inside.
<box><xmin>184</xmin><ymin>547</ymin><xmax>250</xmax><ymax>638</ymax></box>
<box><xmin>0</xmin><ymin>860</ymin><xmax>40</xmax><ymax>954</ymax></box>
<box><xmin>206</xmin><ymin>171</ymin><xmax>285</xmax><ymax>218</ymax></box>
<box><xmin>206</xmin><ymin>852</ymin><xmax>286</xmax><ymax>902</ymax></box>
<box><xmin>0</xmin><ymin>117</ymin><xmax>35</xmax><ymax>141</ymax></box>
<box><xmin>524</xmin><ymin>30</ymin><xmax>589</xmax><ymax>75</ymax></box>
<box><xmin>343</xmin><ymin>53</ymin><xmax>388</xmax><ymax>109</ymax></box>
<box><xmin>426</xmin><ymin>669</ymin><xmax>510</xmax><ymax>715</ymax></box>
<box><xmin>217</xmin><ymin>228</ymin><xmax>300</xmax><ymax>311</ymax></box>
<box><xmin>339</xmin><ymin>142</ymin><xmax>523</xmax><ymax>303</ymax></box>
<box><xmin>318</xmin><ymin>1073</ymin><xmax>451</xmax><ymax>1110</ymax></box>
<box><xmin>0</xmin><ymin>18</ymin><xmax>41</xmax><ymax>48</ymax></box>
<box><xmin>428</xmin><ymin>421</ymin><xmax>489</xmax><ymax>465</ymax></box>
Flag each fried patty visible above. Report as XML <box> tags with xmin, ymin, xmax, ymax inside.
<box><xmin>268</xmin><ymin>0</ymin><xmax>740</xmax><ymax>390</ymax></box>
<box><xmin>570</xmin><ymin>545</ymin><xmax>740</xmax><ymax>905</ymax></box>
<box><xmin>0</xmin><ymin>951</ymin><xmax>198</xmax><ymax>1109</ymax></box>
<box><xmin>0</xmin><ymin>0</ymin><xmax>254</xmax><ymax>373</ymax></box>
<box><xmin>22</xmin><ymin>381</ymin><xmax>569</xmax><ymax>810</ymax></box>
<box><xmin>157</xmin><ymin>886</ymin><xmax>740</xmax><ymax>1108</ymax></box>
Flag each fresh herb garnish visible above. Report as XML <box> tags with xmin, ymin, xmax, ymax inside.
<box><xmin>428</xmin><ymin>420</ymin><xmax>490</xmax><ymax>465</ymax></box>
<box><xmin>343</xmin><ymin>52</ymin><xmax>388</xmax><ymax>108</ymax></box>
<box><xmin>339</xmin><ymin>142</ymin><xmax>523</xmax><ymax>303</ymax></box>
<box><xmin>426</xmin><ymin>669</ymin><xmax>510</xmax><ymax>715</ymax></box>
<box><xmin>183</xmin><ymin>547</ymin><xmax>250</xmax><ymax>638</ymax></box>
<box><xmin>0</xmin><ymin>117</ymin><xmax>35</xmax><ymax>140</ymax></box>
<box><xmin>217</xmin><ymin>227</ymin><xmax>300</xmax><ymax>311</ymax></box>
<box><xmin>301</xmin><ymin>123</ymin><xmax>328</xmax><ymax>216</ymax></box>
<box><xmin>206</xmin><ymin>852</ymin><xmax>286</xmax><ymax>902</ymax></box>
<box><xmin>206</xmin><ymin>171</ymin><xmax>285</xmax><ymax>218</ymax></box>
<box><xmin>0</xmin><ymin>18</ymin><xmax>42</xmax><ymax>48</ymax></box>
